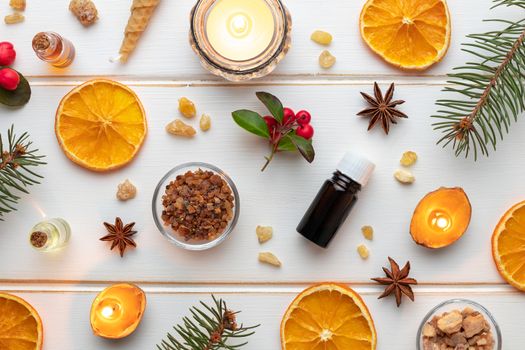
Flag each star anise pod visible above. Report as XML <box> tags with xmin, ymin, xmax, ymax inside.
<box><xmin>100</xmin><ymin>217</ymin><xmax>137</xmax><ymax>257</ymax></box>
<box><xmin>371</xmin><ymin>257</ymin><xmax>417</xmax><ymax>307</ymax></box>
<box><xmin>358</xmin><ymin>82</ymin><xmax>408</xmax><ymax>134</ymax></box>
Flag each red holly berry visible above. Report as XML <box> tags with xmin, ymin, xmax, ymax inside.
<box><xmin>0</xmin><ymin>42</ymin><xmax>16</xmax><ymax>66</ymax></box>
<box><xmin>296</xmin><ymin>123</ymin><xmax>314</xmax><ymax>140</ymax></box>
<box><xmin>0</xmin><ymin>68</ymin><xmax>20</xmax><ymax>91</ymax></box>
<box><xmin>296</xmin><ymin>110</ymin><xmax>311</xmax><ymax>125</ymax></box>
<box><xmin>263</xmin><ymin>116</ymin><xmax>278</xmax><ymax>133</ymax></box>
<box><xmin>283</xmin><ymin>107</ymin><xmax>296</xmax><ymax>125</ymax></box>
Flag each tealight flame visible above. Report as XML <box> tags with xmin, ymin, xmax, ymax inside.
<box><xmin>436</xmin><ymin>217</ymin><xmax>449</xmax><ymax>229</ymax></box>
<box><xmin>101</xmin><ymin>306</ymin><xmax>114</xmax><ymax>319</ymax></box>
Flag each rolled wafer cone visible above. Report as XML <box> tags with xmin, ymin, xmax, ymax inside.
<box><xmin>118</xmin><ymin>0</ymin><xmax>160</xmax><ymax>62</ymax></box>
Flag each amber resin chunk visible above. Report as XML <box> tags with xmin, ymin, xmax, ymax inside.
<box><xmin>90</xmin><ymin>283</ymin><xmax>146</xmax><ymax>339</ymax></box>
<box><xmin>410</xmin><ymin>187</ymin><xmax>472</xmax><ymax>249</ymax></box>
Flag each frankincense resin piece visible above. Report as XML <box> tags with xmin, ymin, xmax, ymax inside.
<box><xmin>310</xmin><ymin>30</ymin><xmax>333</xmax><ymax>45</ymax></box>
<box><xmin>116</xmin><ymin>179</ymin><xmax>137</xmax><ymax>201</ymax></box>
<box><xmin>69</xmin><ymin>0</ymin><xmax>99</xmax><ymax>26</ymax></box>
<box><xmin>166</xmin><ymin>119</ymin><xmax>196</xmax><ymax>137</ymax></box>
<box><xmin>9</xmin><ymin>0</ymin><xmax>26</xmax><ymax>11</ymax></box>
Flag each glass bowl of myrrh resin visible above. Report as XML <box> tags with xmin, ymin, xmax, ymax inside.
<box><xmin>152</xmin><ymin>162</ymin><xmax>240</xmax><ymax>251</ymax></box>
<box><xmin>417</xmin><ymin>299</ymin><xmax>501</xmax><ymax>350</ymax></box>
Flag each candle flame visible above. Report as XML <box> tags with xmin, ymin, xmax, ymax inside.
<box><xmin>101</xmin><ymin>306</ymin><xmax>114</xmax><ymax>319</ymax></box>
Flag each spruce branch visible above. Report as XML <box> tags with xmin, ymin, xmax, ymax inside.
<box><xmin>432</xmin><ymin>0</ymin><xmax>525</xmax><ymax>159</ymax></box>
<box><xmin>157</xmin><ymin>295</ymin><xmax>259</xmax><ymax>350</ymax></box>
<box><xmin>0</xmin><ymin>126</ymin><xmax>46</xmax><ymax>220</ymax></box>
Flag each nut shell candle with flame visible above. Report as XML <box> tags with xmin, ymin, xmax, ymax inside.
<box><xmin>90</xmin><ymin>283</ymin><xmax>146</xmax><ymax>339</ymax></box>
<box><xmin>410</xmin><ymin>187</ymin><xmax>472</xmax><ymax>249</ymax></box>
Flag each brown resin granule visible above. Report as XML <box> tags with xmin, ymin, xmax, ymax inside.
<box><xmin>30</xmin><ymin>231</ymin><xmax>47</xmax><ymax>248</ymax></box>
<box><xmin>161</xmin><ymin>169</ymin><xmax>234</xmax><ymax>241</ymax></box>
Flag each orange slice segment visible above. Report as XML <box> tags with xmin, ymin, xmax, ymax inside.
<box><xmin>360</xmin><ymin>0</ymin><xmax>451</xmax><ymax>70</ymax></box>
<box><xmin>55</xmin><ymin>79</ymin><xmax>147</xmax><ymax>172</ymax></box>
<box><xmin>492</xmin><ymin>201</ymin><xmax>525</xmax><ymax>291</ymax></box>
<box><xmin>281</xmin><ymin>283</ymin><xmax>377</xmax><ymax>350</ymax></box>
<box><xmin>0</xmin><ymin>293</ymin><xmax>43</xmax><ymax>350</ymax></box>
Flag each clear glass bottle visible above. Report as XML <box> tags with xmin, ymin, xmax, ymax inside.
<box><xmin>189</xmin><ymin>0</ymin><xmax>292</xmax><ymax>81</ymax></box>
<box><xmin>29</xmin><ymin>218</ymin><xmax>71</xmax><ymax>252</ymax></box>
<box><xmin>296</xmin><ymin>152</ymin><xmax>375</xmax><ymax>248</ymax></box>
<box><xmin>32</xmin><ymin>32</ymin><xmax>75</xmax><ymax>68</ymax></box>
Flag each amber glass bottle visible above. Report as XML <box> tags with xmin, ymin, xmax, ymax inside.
<box><xmin>32</xmin><ymin>32</ymin><xmax>75</xmax><ymax>68</ymax></box>
<box><xmin>297</xmin><ymin>152</ymin><xmax>375</xmax><ymax>248</ymax></box>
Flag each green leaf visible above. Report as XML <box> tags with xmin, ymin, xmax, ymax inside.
<box><xmin>277</xmin><ymin>135</ymin><xmax>297</xmax><ymax>152</ymax></box>
<box><xmin>232</xmin><ymin>109</ymin><xmax>270</xmax><ymax>138</ymax></box>
<box><xmin>256</xmin><ymin>91</ymin><xmax>284</xmax><ymax>124</ymax></box>
<box><xmin>0</xmin><ymin>68</ymin><xmax>31</xmax><ymax>107</ymax></box>
<box><xmin>288</xmin><ymin>134</ymin><xmax>315</xmax><ymax>163</ymax></box>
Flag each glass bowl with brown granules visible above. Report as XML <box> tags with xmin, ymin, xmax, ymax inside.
<box><xmin>152</xmin><ymin>162</ymin><xmax>240</xmax><ymax>251</ymax></box>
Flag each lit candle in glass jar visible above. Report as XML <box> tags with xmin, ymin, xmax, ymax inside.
<box><xmin>190</xmin><ymin>0</ymin><xmax>292</xmax><ymax>81</ymax></box>
<box><xmin>90</xmin><ymin>284</ymin><xmax>146</xmax><ymax>339</ymax></box>
<box><xmin>205</xmin><ymin>0</ymin><xmax>275</xmax><ymax>61</ymax></box>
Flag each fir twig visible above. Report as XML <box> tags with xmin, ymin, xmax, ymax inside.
<box><xmin>432</xmin><ymin>0</ymin><xmax>525</xmax><ymax>159</ymax></box>
<box><xmin>157</xmin><ymin>295</ymin><xmax>259</xmax><ymax>350</ymax></box>
<box><xmin>0</xmin><ymin>126</ymin><xmax>46</xmax><ymax>220</ymax></box>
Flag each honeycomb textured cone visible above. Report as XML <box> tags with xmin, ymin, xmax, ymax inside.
<box><xmin>119</xmin><ymin>0</ymin><xmax>160</xmax><ymax>62</ymax></box>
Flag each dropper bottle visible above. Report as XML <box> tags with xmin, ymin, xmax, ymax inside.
<box><xmin>32</xmin><ymin>32</ymin><xmax>75</xmax><ymax>68</ymax></box>
<box><xmin>296</xmin><ymin>152</ymin><xmax>375</xmax><ymax>248</ymax></box>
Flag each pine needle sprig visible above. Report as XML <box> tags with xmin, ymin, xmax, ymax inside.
<box><xmin>493</xmin><ymin>0</ymin><xmax>525</xmax><ymax>9</ymax></box>
<box><xmin>0</xmin><ymin>126</ymin><xmax>46</xmax><ymax>220</ymax></box>
<box><xmin>432</xmin><ymin>0</ymin><xmax>525</xmax><ymax>159</ymax></box>
<box><xmin>157</xmin><ymin>296</ymin><xmax>259</xmax><ymax>350</ymax></box>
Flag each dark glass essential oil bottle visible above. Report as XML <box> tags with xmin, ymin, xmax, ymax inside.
<box><xmin>297</xmin><ymin>152</ymin><xmax>375</xmax><ymax>248</ymax></box>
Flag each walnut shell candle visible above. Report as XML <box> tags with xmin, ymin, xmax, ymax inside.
<box><xmin>410</xmin><ymin>187</ymin><xmax>472</xmax><ymax>249</ymax></box>
<box><xmin>90</xmin><ymin>283</ymin><xmax>146</xmax><ymax>339</ymax></box>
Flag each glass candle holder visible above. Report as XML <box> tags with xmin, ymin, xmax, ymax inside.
<box><xmin>189</xmin><ymin>0</ymin><xmax>292</xmax><ymax>81</ymax></box>
<box><xmin>29</xmin><ymin>218</ymin><xmax>71</xmax><ymax>252</ymax></box>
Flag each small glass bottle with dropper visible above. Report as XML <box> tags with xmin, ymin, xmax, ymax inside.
<box><xmin>296</xmin><ymin>152</ymin><xmax>375</xmax><ymax>248</ymax></box>
<box><xmin>29</xmin><ymin>218</ymin><xmax>71</xmax><ymax>252</ymax></box>
<box><xmin>32</xmin><ymin>32</ymin><xmax>75</xmax><ymax>68</ymax></box>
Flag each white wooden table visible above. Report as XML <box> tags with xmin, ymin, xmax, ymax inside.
<box><xmin>1</xmin><ymin>1</ymin><xmax>525</xmax><ymax>349</ymax></box>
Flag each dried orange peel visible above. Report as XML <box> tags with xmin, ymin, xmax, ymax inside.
<box><xmin>360</xmin><ymin>0</ymin><xmax>451</xmax><ymax>70</ymax></box>
<box><xmin>492</xmin><ymin>201</ymin><xmax>525</xmax><ymax>291</ymax></box>
<box><xmin>55</xmin><ymin>79</ymin><xmax>147</xmax><ymax>172</ymax></box>
<box><xmin>0</xmin><ymin>292</ymin><xmax>43</xmax><ymax>350</ymax></box>
<box><xmin>281</xmin><ymin>283</ymin><xmax>377</xmax><ymax>350</ymax></box>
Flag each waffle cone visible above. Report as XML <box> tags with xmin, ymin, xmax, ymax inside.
<box><xmin>119</xmin><ymin>0</ymin><xmax>160</xmax><ymax>62</ymax></box>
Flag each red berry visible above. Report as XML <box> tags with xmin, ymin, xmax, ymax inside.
<box><xmin>296</xmin><ymin>123</ymin><xmax>314</xmax><ymax>140</ymax></box>
<box><xmin>0</xmin><ymin>42</ymin><xmax>16</xmax><ymax>66</ymax></box>
<box><xmin>0</xmin><ymin>68</ymin><xmax>20</xmax><ymax>91</ymax></box>
<box><xmin>296</xmin><ymin>110</ymin><xmax>312</xmax><ymax>125</ymax></box>
<box><xmin>283</xmin><ymin>107</ymin><xmax>296</xmax><ymax>125</ymax></box>
<box><xmin>263</xmin><ymin>116</ymin><xmax>278</xmax><ymax>132</ymax></box>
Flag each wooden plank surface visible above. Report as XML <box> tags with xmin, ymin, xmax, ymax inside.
<box><xmin>2</xmin><ymin>83</ymin><xmax>525</xmax><ymax>284</ymax></box>
<box><xmin>0</xmin><ymin>0</ymin><xmax>522</xmax><ymax>78</ymax></box>
<box><xmin>1</xmin><ymin>0</ymin><xmax>525</xmax><ymax>349</ymax></box>
<box><xmin>0</xmin><ymin>287</ymin><xmax>522</xmax><ymax>350</ymax></box>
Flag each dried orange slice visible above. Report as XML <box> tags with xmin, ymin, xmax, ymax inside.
<box><xmin>360</xmin><ymin>0</ymin><xmax>451</xmax><ymax>70</ymax></box>
<box><xmin>0</xmin><ymin>293</ymin><xmax>43</xmax><ymax>350</ymax></box>
<box><xmin>281</xmin><ymin>283</ymin><xmax>377</xmax><ymax>350</ymax></box>
<box><xmin>492</xmin><ymin>201</ymin><xmax>525</xmax><ymax>291</ymax></box>
<box><xmin>55</xmin><ymin>79</ymin><xmax>147</xmax><ymax>172</ymax></box>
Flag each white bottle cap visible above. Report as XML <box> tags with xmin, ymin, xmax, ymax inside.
<box><xmin>336</xmin><ymin>152</ymin><xmax>375</xmax><ymax>187</ymax></box>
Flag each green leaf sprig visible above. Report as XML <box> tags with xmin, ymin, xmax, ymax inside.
<box><xmin>232</xmin><ymin>92</ymin><xmax>315</xmax><ymax>171</ymax></box>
